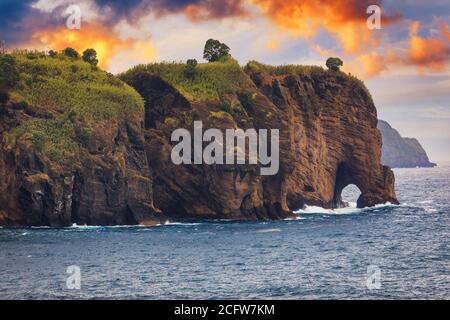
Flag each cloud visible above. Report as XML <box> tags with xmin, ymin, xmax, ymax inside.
<box><xmin>184</xmin><ymin>0</ymin><xmax>248</xmax><ymax>22</ymax></box>
<box><xmin>250</xmin><ymin>0</ymin><xmax>400</xmax><ymax>54</ymax></box>
<box><xmin>88</xmin><ymin>0</ymin><xmax>249</xmax><ymax>23</ymax></box>
<box><xmin>403</xmin><ymin>21</ymin><xmax>450</xmax><ymax>72</ymax></box>
<box><xmin>27</xmin><ymin>22</ymin><xmax>156</xmax><ymax>69</ymax></box>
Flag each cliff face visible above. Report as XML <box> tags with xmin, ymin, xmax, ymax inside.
<box><xmin>378</xmin><ymin>120</ymin><xmax>436</xmax><ymax>168</ymax></box>
<box><xmin>0</xmin><ymin>57</ymin><xmax>398</xmax><ymax>226</ymax></box>
<box><xmin>121</xmin><ymin>63</ymin><xmax>398</xmax><ymax>222</ymax></box>
<box><xmin>0</xmin><ymin>102</ymin><xmax>161</xmax><ymax>226</ymax></box>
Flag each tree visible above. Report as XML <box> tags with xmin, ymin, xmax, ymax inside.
<box><xmin>0</xmin><ymin>54</ymin><xmax>19</xmax><ymax>103</ymax></box>
<box><xmin>203</xmin><ymin>39</ymin><xmax>230</xmax><ymax>62</ymax></box>
<box><xmin>62</xmin><ymin>47</ymin><xmax>79</xmax><ymax>59</ymax></box>
<box><xmin>184</xmin><ymin>59</ymin><xmax>198</xmax><ymax>78</ymax></box>
<box><xmin>82</xmin><ymin>48</ymin><xmax>98</xmax><ymax>66</ymax></box>
<box><xmin>48</xmin><ymin>50</ymin><xmax>58</xmax><ymax>58</ymax></box>
<box><xmin>326</xmin><ymin>57</ymin><xmax>343</xmax><ymax>71</ymax></box>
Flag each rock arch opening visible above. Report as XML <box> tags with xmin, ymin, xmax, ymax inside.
<box><xmin>333</xmin><ymin>162</ymin><xmax>363</xmax><ymax>208</ymax></box>
<box><xmin>340</xmin><ymin>184</ymin><xmax>362</xmax><ymax>207</ymax></box>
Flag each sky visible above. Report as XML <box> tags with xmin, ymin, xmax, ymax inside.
<box><xmin>1</xmin><ymin>0</ymin><xmax>449</xmax><ymax>161</ymax></box>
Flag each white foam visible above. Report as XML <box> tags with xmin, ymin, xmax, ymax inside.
<box><xmin>295</xmin><ymin>202</ymin><xmax>395</xmax><ymax>215</ymax></box>
<box><xmin>69</xmin><ymin>223</ymin><xmax>144</xmax><ymax>230</ymax></box>
<box><xmin>156</xmin><ymin>221</ymin><xmax>202</xmax><ymax>227</ymax></box>
<box><xmin>256</xmin><ymin>228</ymin><xmax>282</xmax><ymax>233</ymax></box>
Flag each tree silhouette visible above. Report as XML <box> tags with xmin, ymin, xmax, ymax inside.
<box><xmin>203</xmin><ymin>39</ymin><xmax>230</xmax><ymax>62</ymax></box>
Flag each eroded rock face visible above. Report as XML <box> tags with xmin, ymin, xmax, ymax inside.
<box><xmin>126</xmin><ymin>70</ymin><xmax>398</xmax><ymax>222</ymax></box>
<box><xmin>0</xmin><ymin>102</ymin><xmax>161</xmax><ymax>227</ymax></box>
<box><xmin>0</xmin><ymin>69</ymin><xmax>398</xmax><ymax>226</ymax></box>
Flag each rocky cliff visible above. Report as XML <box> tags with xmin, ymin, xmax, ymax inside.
<box><xmin>378</xmin><ymin>120</ymin><xmax>436</xmax><ymax>168</ymax></box>
<box><xmin>0</xmin><ymin>55</ymin><xmax>398</xmax><ymax>227</ymax></box>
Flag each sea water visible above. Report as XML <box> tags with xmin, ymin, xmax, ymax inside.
<box><xmin>0</xmin><ymin>164</ymin><xmax>449</xmax><ymax>299</ymax></box>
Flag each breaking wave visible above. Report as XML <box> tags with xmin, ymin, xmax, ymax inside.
<box><xmin>294</xmin><ymin>202</ymin><xmax>396</xmax><ymax>215</ymax></box>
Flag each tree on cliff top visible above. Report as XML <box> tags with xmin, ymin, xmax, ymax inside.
<box><xmin>203</xmin><ymin>39</ymin><xmax>230</xmax><ymax>62</ymax></box>
<box><xmin>62</xmin><ymin>47</ymin><xmax>79</xmax><ymax>59</ymax></box>
<box><xmin>82</xmin><ymin>48</ymin><xmax>98</xmax><ymax>66</ymax></box>
<box><xmin>326</xmin><ymin>57</ymin><xmax>343</xmax><ymax>71</ymax></box>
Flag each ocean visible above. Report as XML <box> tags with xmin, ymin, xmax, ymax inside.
<box><xmin>0</xmin><ymin>163</ymin><xmax>449</xmax><ymax>299</ymax></box>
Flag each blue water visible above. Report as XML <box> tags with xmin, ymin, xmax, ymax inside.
<box><xmin>0</xmin><ymin>164</ymin><xmax>449</xmax><ymax>299</ymax></box>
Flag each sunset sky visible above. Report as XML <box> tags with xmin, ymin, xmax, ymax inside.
<box><xmin>1</xmin><ymin>0</ymin><xmax>449</xmax><ymax>161</ymax></box>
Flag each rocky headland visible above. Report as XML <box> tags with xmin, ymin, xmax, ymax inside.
<box><xmin>378</xmin><ymin>119</ymin><xmax>436</xmax><ymax>168</ymax></box>
<box><xmin>0</xmin><ymin>53</ymin><xmax>398</xmax><ymax>226</ymax></box>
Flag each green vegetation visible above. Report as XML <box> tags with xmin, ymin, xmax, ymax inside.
<box><xmin>10</xmin><ymin>50</ymin><xmax>143</xmax><ymax>120</ymax></box>
<box><xmin>120</xmin><ymin>58</ymin><xmax>253</xmax><ymax>101</ymax></box>
<box><xmin>82</xmin><ymin>49</ymin><xmax>98</xmax><ymax>67</ymax></box>
<box><xmin>4</xmin><ymin>113</ymin><xmax>77</xmax><ymax>163</ymax></box>
<box><xmin>184</xmin><ymin>59</ymin><xmax>198</xmax><ymax>78</ymax></box>
<box><xmin>245</xmin><ymin>60</ymin><xmax>326</xmax><ymax>76</ymax></box>
<box><xmin>62</xmin><ymin>47</ymin><xmax>79</xmax><ymax>59</ymax></box>
<box><xmin>2</xmin><ymin>49</ymin><xmax>144</xmax><ymax>163</ymax></box>
<box><xmin>48</xmin><ymin>50</ymin><xmax>57</xmax><ymax>58</ymax></box>
<box><xmin>0</xmin><ymin>54</ymin><xmax>20</xmax><ymax>102</ymax></box>
<box><xmin>203</xmin><ymin>39</ymin><xmax>230</xmax><ymax>62</ymax></box>
<box><xmin>237</xmin><ymin>90</ymin><xmax>253</xmax><ymax>109</ymax></box>
<box><xmin>78</xmin><ymin>127</ymin><xmax>91</xmax><ymax>147</ymax></box>
<box><xmin>326</xmin><ymin>57</ymin><xmax>343</xmax><ymax>71</ymax></box>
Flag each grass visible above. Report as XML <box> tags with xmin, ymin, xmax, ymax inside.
<box><xmin>3</xmin><ymin>114</ymin><xmax>77</xmax><ymax>163</ymax></box>
<box><xmin>11</xmin><ymin>50</ymin><xmax>144</xmax><ymax>120</ymax></box>
<box><xmin>245</xmin><ymin>60</ymin><xmax>373</xmax><ymax>102</ymax></box>
<box><xmin>245</xmin><ymin>60</ymin><xmax>326</xmax><ymax>76</ymax></box>
<box><xmin>119</xmin><ymin>58</ymin><xmax>253</xmax><ymax>101</ymax></box>
<box><xmin>2</xmin><ymin>50</ymin><xmax>144</xmax><ymax>164</ymax></box>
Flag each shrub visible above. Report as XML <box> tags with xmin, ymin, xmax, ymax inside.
<box><xmin>203</xmin><ymin>39</ymin><xmax>230</xmax><ymax>62</ymax></box>
<box><xmin>48</xmin><ymin>50</ymin><xmax>58</xmax><ymax>58</ymax></box>
<box><xmin>0</xmin><ymin>54</ymin><xmax>19</xmax><ymax>91</ymax></box>
<box><xmin>184</xmin><ymin>59</ymin><xmax>198</xmax><ymax>78</ymax></box>
<box><xmin>62</xmin><ymin>47</ymin><xmax>79</xmax><ymax>59</ymax></box>
<box><xmin>326</xmin><ymin>57</ymin><xmax>343</xmax><ymax>71</ymax></box>
<box><xmin>82</xmin><ymin>48</ymin><xmax>98</xmax><ymax>66</ymax></box>
<box><xmin>237</xmin><ymin>90</ymin><xmax>253</xmax><ymax>109</ymax></box>
<box><xmin>218</xmin><ymin>100</ymin><xmax>233</xmax><ymax>114</ymax></box>
<box><xmin>78</xmin><ymin>127</ymin><xmax>91</xmax><ymax>147</ymax></box>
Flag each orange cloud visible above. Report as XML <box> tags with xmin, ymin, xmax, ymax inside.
<box><xmin>405</xmin><ymin>21</ymin><xmax>450</xmax><ymax>72</ymax></box>
<box><xmin>29</xmin><ymin>23</ymin><xmax>156</xmax><ymax>70</ymax></box>
<box><xmin>251</xmin><ymin>0</ymin><xmax>399</xmax><ymax>54</ymax></box>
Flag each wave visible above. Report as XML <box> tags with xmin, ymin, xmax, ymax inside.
<box><xmin>256</xmin><ymin>228</ymin><xmax>282</xmax><ymax>233</ymax></box>
<box><xmin>294</xmin><ymin>202</ymin><xmax>396</xmax><ymax>215</ymax></box>
<box><xmin>156</xmin><ymin>221</ymin><xmax>202</xmax><ymax>227</ymax></box>
<box><xmin>67</xmin><ymin>223</ymin><xmax>146</xmax><ymax>231</ymax></box>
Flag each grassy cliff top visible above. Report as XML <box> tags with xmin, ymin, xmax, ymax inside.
<box><xmin>119</xmin><ymin>58</ymin><xmax>254</xmax><ymax>101</ymax></box>
<box><xmin>9</xmin><ymin>50</ymin><xmax>144</xmax><ymax>121</ymax></box>
<box><xmin>245</xmin><ymin>60</ymin><xmax>372</xmax><ymax>102</ymax></box>
<box><xmin>2</xmin><ymin>51</ymin><xmax>144</xmax><ymax>164</ymax></box>
<box><xmin>244</xmin><ymin>60</ymin><xmax>326</xmax><ymax>76</ymax></box>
